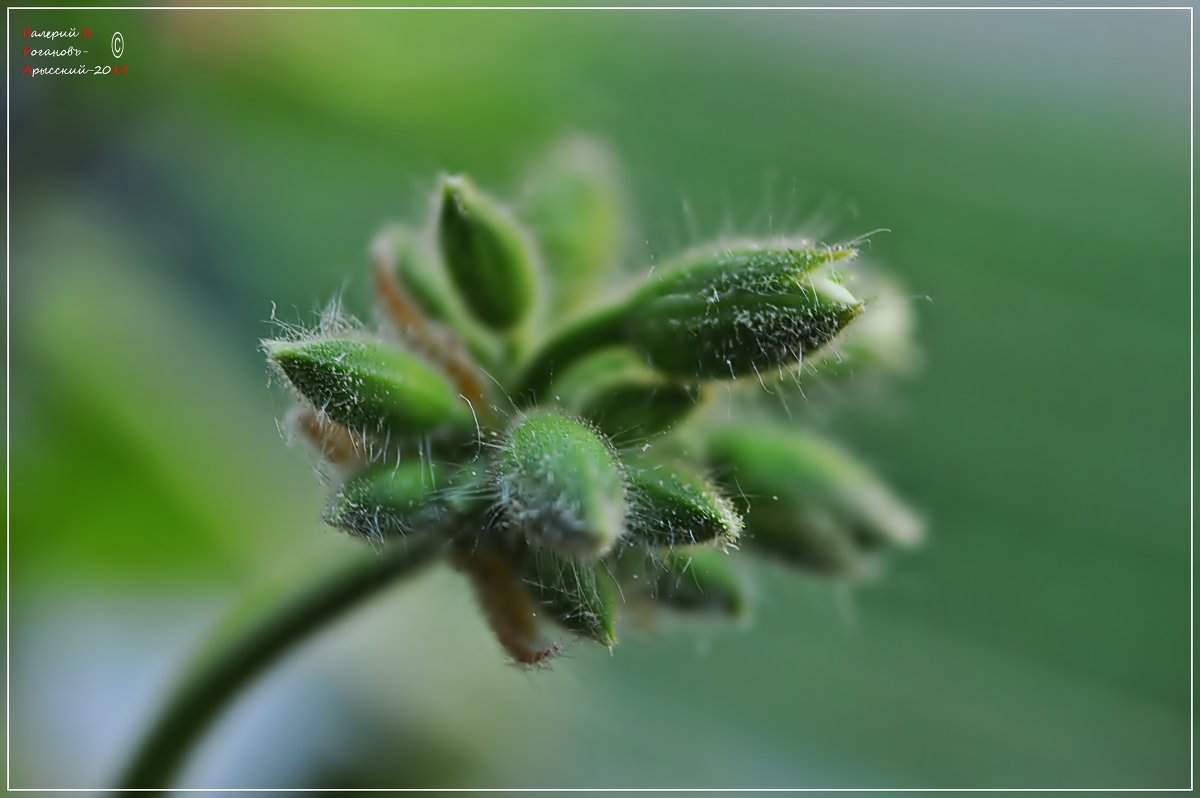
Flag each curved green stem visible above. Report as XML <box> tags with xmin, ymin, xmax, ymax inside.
<box><xmin>115</xmin><ymin>536</ymin><xmax>443</xmax><ymax>793</ymax></box>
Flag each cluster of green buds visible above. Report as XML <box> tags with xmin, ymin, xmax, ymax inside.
<box><xmin>263</xmin><ymin>137</ymin><xmax>923</xmax><ymax>666</ymax></box>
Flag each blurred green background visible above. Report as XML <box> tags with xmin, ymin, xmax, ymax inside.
<box><xmin>7</xmin><ymin>5</ymin><xmax>1191</xmax><ymax>789</ymax></box>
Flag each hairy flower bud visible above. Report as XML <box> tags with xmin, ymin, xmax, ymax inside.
<box><xmin>325</xmin><ymin>461</ymin><xmax>454</xmax><ymax>540</ymax></box>
<box><xmin>518</xmin><ymin>549</ymin><xmax>619</xmax><ymax>647</ymax></box>
<box><xmin>437</xmin><ymin>175</ymin><xmax>538</xmax><ymax>331</ymax></box>
<box><xmin>706</xmin><ymin>426</ymin><xmax>923</xmax><ymax>579</ymax></box>
<box><xmin>265</xmin><ymin>337</ymin><xmax>474</xmax><ymax>439</ymax></box>
<box><xmin>494</xmin><ymin>410</ymin><xmax>627</xmax><ymax>557</ymax></box>
<box><xmin>628</xmin><ymin>241</ymin><xmax>863</xmax><ymax>379</ymax></box>
<box><xmin>625</xmin><ymin>460</ymin><xmax>742</xmax><ymax>549</ymax></box>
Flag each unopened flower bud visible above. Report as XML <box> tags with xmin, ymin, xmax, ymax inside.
<box><xmin>494</xmin><ymin>410</ymin><xmax>627</xmax><ymax>558</ymax></box>
<box><xmin>437</xmin><ymin>175</ymin><xmax>538</xmax><ymax>331</ymax></box>
<box><xmin>628</xmin><ymin>241</ymin><xmax>863</xmax><ymax>379</ymax></box>
<box><xmin>325</xmin><ymin>461</ymin><xmax>454</xmax><ymax>540</ymax></box>
<box><xmin>707</xmin><ymin>426</ymin><xmax>923</xmax><ymax>579</ymax></box>
<box><xmin>265</xmin><ymin>337</ymin><xmax>474</xmax><ymax>439</ymax></box>
<box><xmin>518</xmin><ymin>548</ymin><xmax>619</xmax><ymax>647</ymax></box>
<box><xmin>625</xmin><ymin>460</ymin><xmax>741</xmax><ymax>549</ymax></box>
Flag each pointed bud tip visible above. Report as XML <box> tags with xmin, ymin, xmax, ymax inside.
<box><xmin>440</xmin><ymin>174</ymin><xmax>468</xmax><ymax>201</ymax></box>
<box><xmin>261</xmin><ymin>337</ymin><xmax>297</xmax><ymax>359</ymax></box>
<box><xmin>808</xmin><ymin>275</ymin><xmax>859</xmax><ymax>307</ymax></box>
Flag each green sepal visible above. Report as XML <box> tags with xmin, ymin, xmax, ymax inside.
<box><xmin>705</xmin><ymin>426</ymin><xmax>923</xmax><ymax>579</ymax></box>
<box><xmin>627</xmin><ymin>241</ymin><xmax>863</xmax><ymax>379</ymax></box>
<box><xmin>265</xmin><ymin>337</ymin><xmax>474</xmax><ymax>438</ymax></box>
<box><xmin>624</xmin><ymin>460</ymin><xmax>742</xmax><ymax>549</ymax></box>
<box><xmin>324</xmin><ymin>461</ymin><xmax>455</xmax><ymax>541</ymax></box>
<box><xmin>518</xmin><ymin>548</ymin><xmax>619</xmax><ymax>647</ymax></box>
<box><xmin>494</xmin><ymin>409</ymin><xmax>628</xmax><ymax>558</ymax></box>
<box><xmin>520</xmin><ymin>136</ymin><xmax>624</xmax><ymax>317</ymax></box>
<box><xmin>551</xmin><ymin>348</ymin><xmax>699</xmax><ymax>442</ymax></box>
<box><xmin>437</xmin><ymin>175</ymin><xmax>538</xmax><ymax>331</ymax></box>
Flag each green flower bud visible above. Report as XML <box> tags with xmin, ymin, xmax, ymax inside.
<box><xmin>618</xmin><ymin>548</ymin><xmax>745</xmax><ymax>618</ymax></box>
<box><xmin>625</xmin><ymin>460</ymin><xmax>742</xmax><ymax>549</ymax></box>
<box><xmin>706</xmin><ymin>426</ymin><xmax>923</xmax><ymax>579</ymax></box>
<box><xmin>324</xmin><ymin>461</ymin><xmax>454</xmax><ymax>540</ymax></box>
<box><xmin>551</xmin><ymin>348</ymin><xmax>698</xmax><ymax>442</ymax></box>
<box><xmin>437</xmin><ymin>175</ymin><xmax>538</xmax><ymax>331</ymax></box>
<box><xmin>265</xmin><ymin>337</ymin><xmax>474</xmax><ymax>439</ymax></box>
<box><xmin>628</xmin><ymin>241</ymin><xmax>863</xmax><ymax>379</ymax></box>
<box><xmin>494</xmin><ymin>410</ymin><xmax>627</xmax><ymax>558</ymax></box>
<box><xmin>521</xmin><ymin>136</ymin><xmax>624</xmax><ymax>317</ymax></box>
<box><xmin>376</xmin><ymin>225</ymin><xmax>502</xmax><ymax>369</ymax></box>
<box><xmin>518</xmin><ymin>549</ymin><xmax>619</xmax><ymax>647</ymax></box>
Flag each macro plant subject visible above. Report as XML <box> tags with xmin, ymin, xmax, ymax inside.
<box><xmin>116</xmin><ymin>136</ymin><xmax>923</xmax><ymax>791</ymax></box>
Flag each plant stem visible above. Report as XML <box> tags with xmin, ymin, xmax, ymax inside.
<box><xmin>115</xmin><ymin>536</ymin><xmax>443</xmax><ymax>793</ymax></box>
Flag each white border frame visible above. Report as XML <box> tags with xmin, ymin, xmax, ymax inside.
<box><xmin>4</xmin><ymin>4</ymin><xmax>1195</xmax><ymax>792</ymax></box>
